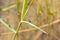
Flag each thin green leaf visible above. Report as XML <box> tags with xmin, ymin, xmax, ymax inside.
<box><xmin>2</xmin><ymin>4</ymin><xmax>16</xmax><ymax>11</ymax></box>
<box><xmin>0</xmin><ymin>18</ymin><xmax>16</xmax><ymax>33</ymax></box>
<box><xmin>21</xmin><ymin>0</ymin><xmax>28</xmax><ymax>21</ymax></box>
<box><xmin>21</xmin><ymin>21</ymin><xmax>48</xmax><ymax>34</ymax></box>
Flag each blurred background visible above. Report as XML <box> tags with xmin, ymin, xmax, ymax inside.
<box><xmin>0</xmin><ymin>0</ymin><xmax>60</xmax><ymax>40</ymax></box>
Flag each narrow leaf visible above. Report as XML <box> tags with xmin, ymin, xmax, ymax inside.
<box><xmin>21</xmin><ymin>21</ymin><xmax>48</xmax><ymax>34</ymax></box>
<box><xmin>2</xmin><ymin>4</ymin><xmax>16</xmax><ymax>11</ymax></box>
<box><xmin>0</xmin><ymin>18</ymin><xmax>16</xmax><ymax>33</ymax></box>
<box><xmin>21</xmin><ymin>0</ymin><xmax>28</xmax><ymax>21</ymax></box>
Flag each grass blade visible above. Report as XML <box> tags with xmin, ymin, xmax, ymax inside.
<box><xmin>2</xmin><ymin>4</ymin><xmax>16</xmax><ymax>11</ymax></box>
<box><xmin>21</xmin><ymin>21</ymin><xmax>48</xmax><ymax>34</ymax></box>
<box><xmin>21</xmin><ymin>0</ymin><xmax>28</xmax><ymax>21</ymax></box>
<box><xmin>0</xmin><ymin>18</ymin><xmax>16</xmax><ymax>33</ymax></box>
<box><xmin>12</xmin><ymin>0</ymin><xmax>28</xmax><ymax>40</ymax></box>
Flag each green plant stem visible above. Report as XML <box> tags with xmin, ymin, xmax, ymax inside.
<box><xmin>21</xmin><ymin>0</ymin><xmax>33</xmax><ymax>21</ymax></box>
<box><xmin>12</xmin><ymin>6</ymin><xmax>29</xmax><ymax>39</ymax></box>
<box><xmin>21</xmin><ymin>0</ymin><xmax>28</xmax><ymax>21</ymax></box>
<box><xmin>13</xmin><ymin>0</ymin><xmax>28</xmax><ymax>40</ymax></box>
<box><xmin>12</xmin><ymin>21</ymin><xmax>22</xmax><ymax>40</ymax></box>
<box><xmin>0</xmin><ymin>18</ymin><xmax>16</xmax><ymax>33</ymax></box>
<box><xmin>2</xmin><ymin>4</ymin><xmax>16</xmax><ymax>11</ymax></box>
<box><xmin>12</xmin><ymin>0</ymin><xmax>21</xmax><ymax>40</ymax></box>
<box><xmin>21</xmin><ymin>21</ymin><xmax>48</xmax><ymax>34</ymax></box>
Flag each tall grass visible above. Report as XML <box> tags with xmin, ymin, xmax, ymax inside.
<box><xmin>1</xmin><ymin>0</ymin><xmax>59</xmax><ymax>40</ymax></box>
<box><xmin>0</xmin><ymin>0</ymin><xmax>47</xmax><ymax>40</ymax></box>
<box><xmin>13</xmin><ymin>0</ymin><xmax>47</xmax><ymax>40</ymax></box>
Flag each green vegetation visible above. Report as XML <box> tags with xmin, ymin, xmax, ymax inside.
<box><xmin>0</xmin><ymin>0</ymin><xmax>58</xmax><ymax>40</ymax></box>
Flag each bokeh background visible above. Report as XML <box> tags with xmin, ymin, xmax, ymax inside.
<box><xmin>0</xmin><ymin>0</ymin><xmax>60</xmax><ymax>40</ymax></box>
